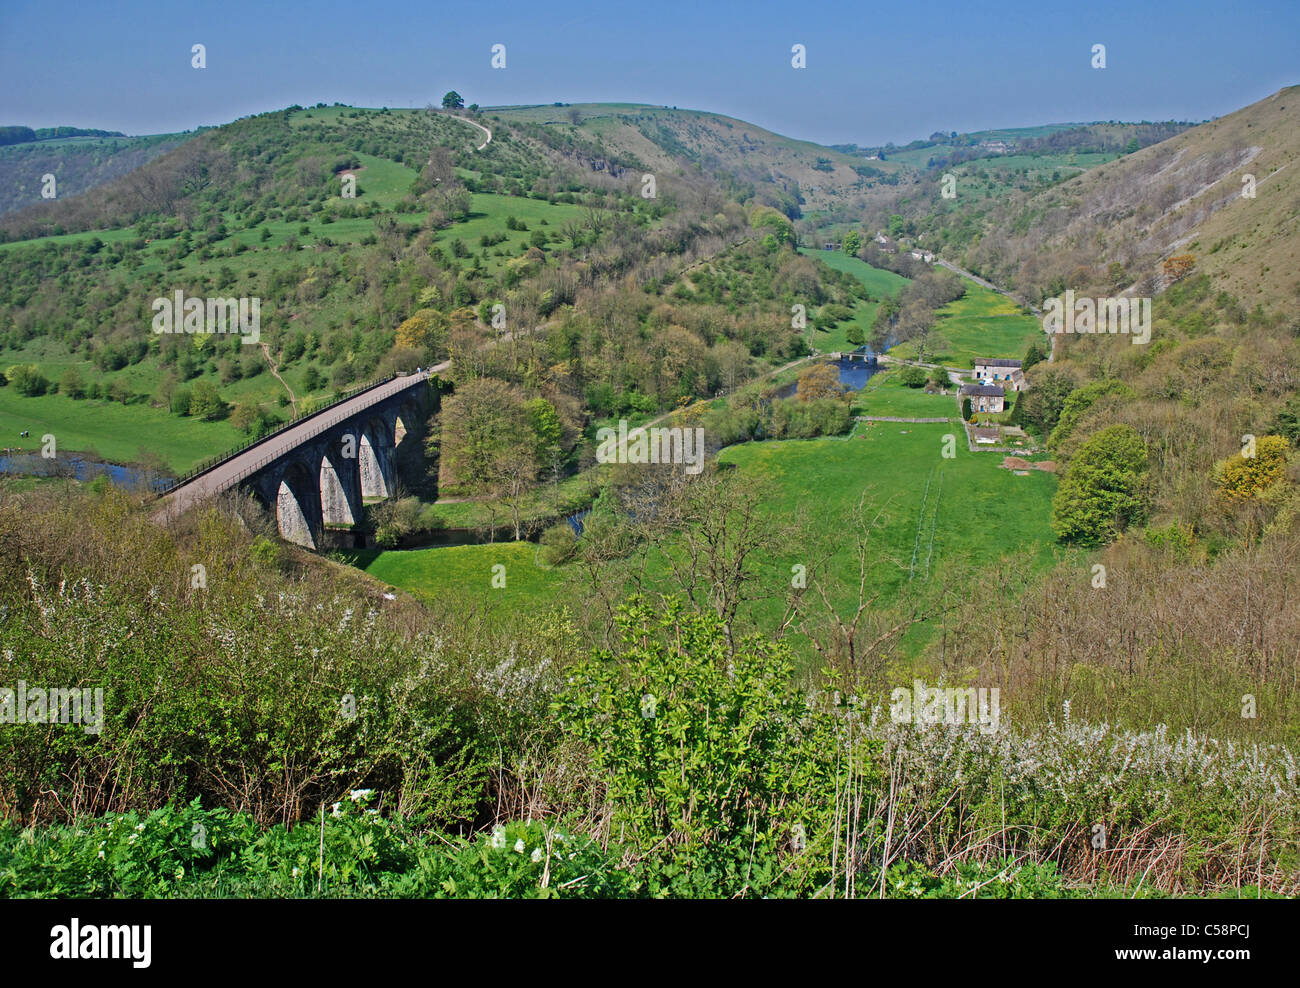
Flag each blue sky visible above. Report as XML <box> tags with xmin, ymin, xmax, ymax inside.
<box><xmin>1</xmin><ymin>0</ymin><xmax>1295</xmax><ymax>146</ymax></box>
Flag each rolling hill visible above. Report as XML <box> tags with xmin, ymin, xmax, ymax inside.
<box><xmin>0</xmin><ymin>131</ymin><xmax>195</xmax><ymax>218</ymax></box>
<box><xmin>951</xmin><ymin>85</ymin><xmax>1300</xmax><ymax>313</ymax></box>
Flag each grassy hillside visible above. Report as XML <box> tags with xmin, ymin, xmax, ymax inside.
<box><xmin>0</xmin><ymin>102</ymin><xmax>876</xmax><ymax>475</ymax></box>
<box><xmin>950</xmin><ymin>86</ymin><xmax>1300</xmax><ymax>312</ymax></box>
<box><xmin>492</xmin><ymin>102</ymin><xmax>904</xmax><ymax>213</ymax></box>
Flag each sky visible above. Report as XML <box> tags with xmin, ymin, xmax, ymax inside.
<box><xmin>1</xmin><ymin>0</ymin><xmax>1296</xmax><ymax>147</ymax></box>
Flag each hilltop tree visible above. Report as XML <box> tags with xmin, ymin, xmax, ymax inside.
<box><xmin>441</xmin><ymin>91</ymin><xmax>465</xmax><ymax>110</ymax></box>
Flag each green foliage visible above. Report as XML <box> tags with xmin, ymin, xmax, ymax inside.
<box><xmin>1051</xmin><ymin>424</ymin><xmax>1150</xmax><ymax>545</ymax></box>
<box><xmin>58</xmin><ymin>367</ymin><xmax>86</xmax><ymax>399</ymax></box>
<box><xmin>1047</xmin><ymin>378</ymin><xmax>1134</xmax><ymax>452</ymax></box>
<box><xmin>1022</xmin><ymin>341</ymin><xmax>1048</xmax><ymax>371</ymax></box>
<box><xmin>1015</xmin><ymin>367</ymin><xmax>1075</xmax><ymax>436</ymax></box>
<box><xmin>899</xmin><ymin>365</ymin><xmax>928</xmax><ymax>388</ymax></box>
<box><xmin>553</xmin><ymin>598</ymin><xmax>843</xmax><ymax>896</ymax></box>
<box><xmin>747</xmin><ymin>204</ymin><xmax>794</xmax><ymax>244</ymax></box>
<box><xmin>0</xmin><ymin>799</ymin><xmax>625</xmax><ymax>899</ymax></box>
<box><xmin>5</xmin><ymin>364</ymin><xmax>49</xmax><ymax>397</ymax></box>
<box><xmin>1271</xmin><ymin>396</ymin><xmax>1300</xmax><ymax>445</ymax></box>
<box><xmin>187</xmin><ymin>380</ymin><xmax>225</xmax><ymax>420</ymax></box>
<box><xmin>537</xmin><ymin>520</ymin><xmax>577</xmax><ymax>567</ymax></box>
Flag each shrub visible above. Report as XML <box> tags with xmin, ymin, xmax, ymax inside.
<box><xmin>553</xmin><ymin>599</ymin><xmax>842</xmax><ymax>896</ymax></box>
<box><xmin>900</xmin><ymin>365</ymin><xmax>928</xmax><ymax>388</ymax></box>
<box><xmin>537</xmin><ymin>521</ymin><xmax>577</xmax><ymax>566</ymax></box>
<box><xmin>5</xmin><ymin>364</ymin><xmax>48</xmax><ymax>396</ymax></box>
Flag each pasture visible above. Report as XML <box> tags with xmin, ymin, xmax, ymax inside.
<box><xmin>891</xmin><ymin>282</ymin><xmax>1042</xmax><ymax>368</ymax></box>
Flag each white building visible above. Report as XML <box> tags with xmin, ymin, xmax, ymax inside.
<box><xmin>973</xmin><ymin>358</ymin><xmax>1025</xmax><ymax>392</ymax></box>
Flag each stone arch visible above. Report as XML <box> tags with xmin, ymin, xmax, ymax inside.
<box><xmin>393</xmin><ymin>398</ymin><xmax>425</xmax><ymax>473</ymax></box>
<box><xmin>358</xmin><ymin>416</ymin><xmax>393</xmax><ymax>499</ymax></box>
<box><xmin>275</xmin><ymin>459</ymin><xmax>320</xmax><ymax>548</ymax></box>
<box><xmin>319</xmin><ymin>436</ymin><xmax>359</xmax><ymax>528</ymax></box>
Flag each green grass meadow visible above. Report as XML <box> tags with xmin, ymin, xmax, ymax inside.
<box><xmin>799</xmin><ymin>248</ymin><xmax>909</xmax><ymax>353</ymax></box>
<box><xmin>0</xmin><ymin>387</ymin><xmax>244</xmax><ymax>471</ymax></box>
<box><xmin>341</xmin><ymin>540</ymin><xmax>561</xmax><ymax>609</ymax></box>
<box><xmin>892</xmin><ymin>282</ymin><xmax>1043</xmax><ymax>368</ymax></box>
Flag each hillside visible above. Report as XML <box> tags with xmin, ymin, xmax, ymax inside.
<box><xmin>0</xmin><ymin>102</ymin><xmax>878</xmax><ymax>473</ymax></box>
<box><xmin>951</xmin><ymin>86</ymin><xmax>1300</xmax><ymax>312</ymax></box>
<box><xmin>3</xmin><ymin>81</ymin><xmax>1300</xmax><ymax>906</ymax></box>
<box><xmin>0</xmin><ymin>131</ymin><xmax>195</xmax><ymax>217</ymax></box>
<box><xmin>837</xmin><ymin>120</ymin><xmax>1192</xmax><ymax>169</ymax></box>
<box><xmin>491</xmin><ymin>102</ymin><xmax>903</xmax><ymax>213</ymax></box>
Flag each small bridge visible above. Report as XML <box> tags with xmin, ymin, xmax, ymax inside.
<box><xmin>153</xmin><ymin>368</ymin><xmax>438</xmax><ymax>547</ymax></box>
<box><xmin>830</xmin><ymin>350</ymin><xmax>877</xmax><ymax>363</ymax></box>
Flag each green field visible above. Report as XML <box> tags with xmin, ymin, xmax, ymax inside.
<box><xmin>854</xmin><ymin>370</ymin><xmax>959</xmax><ymax>418</ymax></box>
<box><xmin>342</xmin><ymin>539</ymin><xmax>561</xmax><ymax>609</ymax></box>
<box><xmin>799</xmin><ymin>248</ymin><xmax>909</xmax><ymax>353</ymax></box>
<box><xmin>0</xmin><ymin>387</ymin><xmax>245</xmax><ymax>472</ymax></box>
<box><xmin>891</xmin><ymin>282</ymin><xmax>1042</xmax><ymax>368</ymax></box>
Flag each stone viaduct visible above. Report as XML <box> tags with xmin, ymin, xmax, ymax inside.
<box><xmin>153</xmin><ymin>370</ymin><xmax>437</xmax><ymax>548</ymax></box>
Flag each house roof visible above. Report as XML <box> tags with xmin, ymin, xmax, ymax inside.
<box><xmin>960</xmin><ymin>384</ymin><xmax>1005</xmax><ymax>397</ymax></box>
<box><xmin>975</xmin><ymin>358</ymin><xmax>1022</xmax><ymax>368</ymax></box>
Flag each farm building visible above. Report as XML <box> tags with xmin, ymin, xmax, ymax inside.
<box><xmin>973</xmin><ymin>358</ymin><xmax>1025</xmax><ymax>391</ymax></box>
<box><xmin>960</xmin><ymin>383</ymin><xmax>1006</xmax><ymax>414</ymax></box>
<box><xmin>909</xmin><ymin>248</ymin><xmax>935</xmax><ymax>263</ymax></box>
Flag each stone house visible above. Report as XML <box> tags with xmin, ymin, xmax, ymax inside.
<box><xmin>960</xmin><ymin>383</ymin><xmax>1005</xmax><ymax>414</ymax></box>
<box><xmin>973</xmin><ymin>358</ymin><xmax>1025</xmax><ymax>391</ymax></box>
